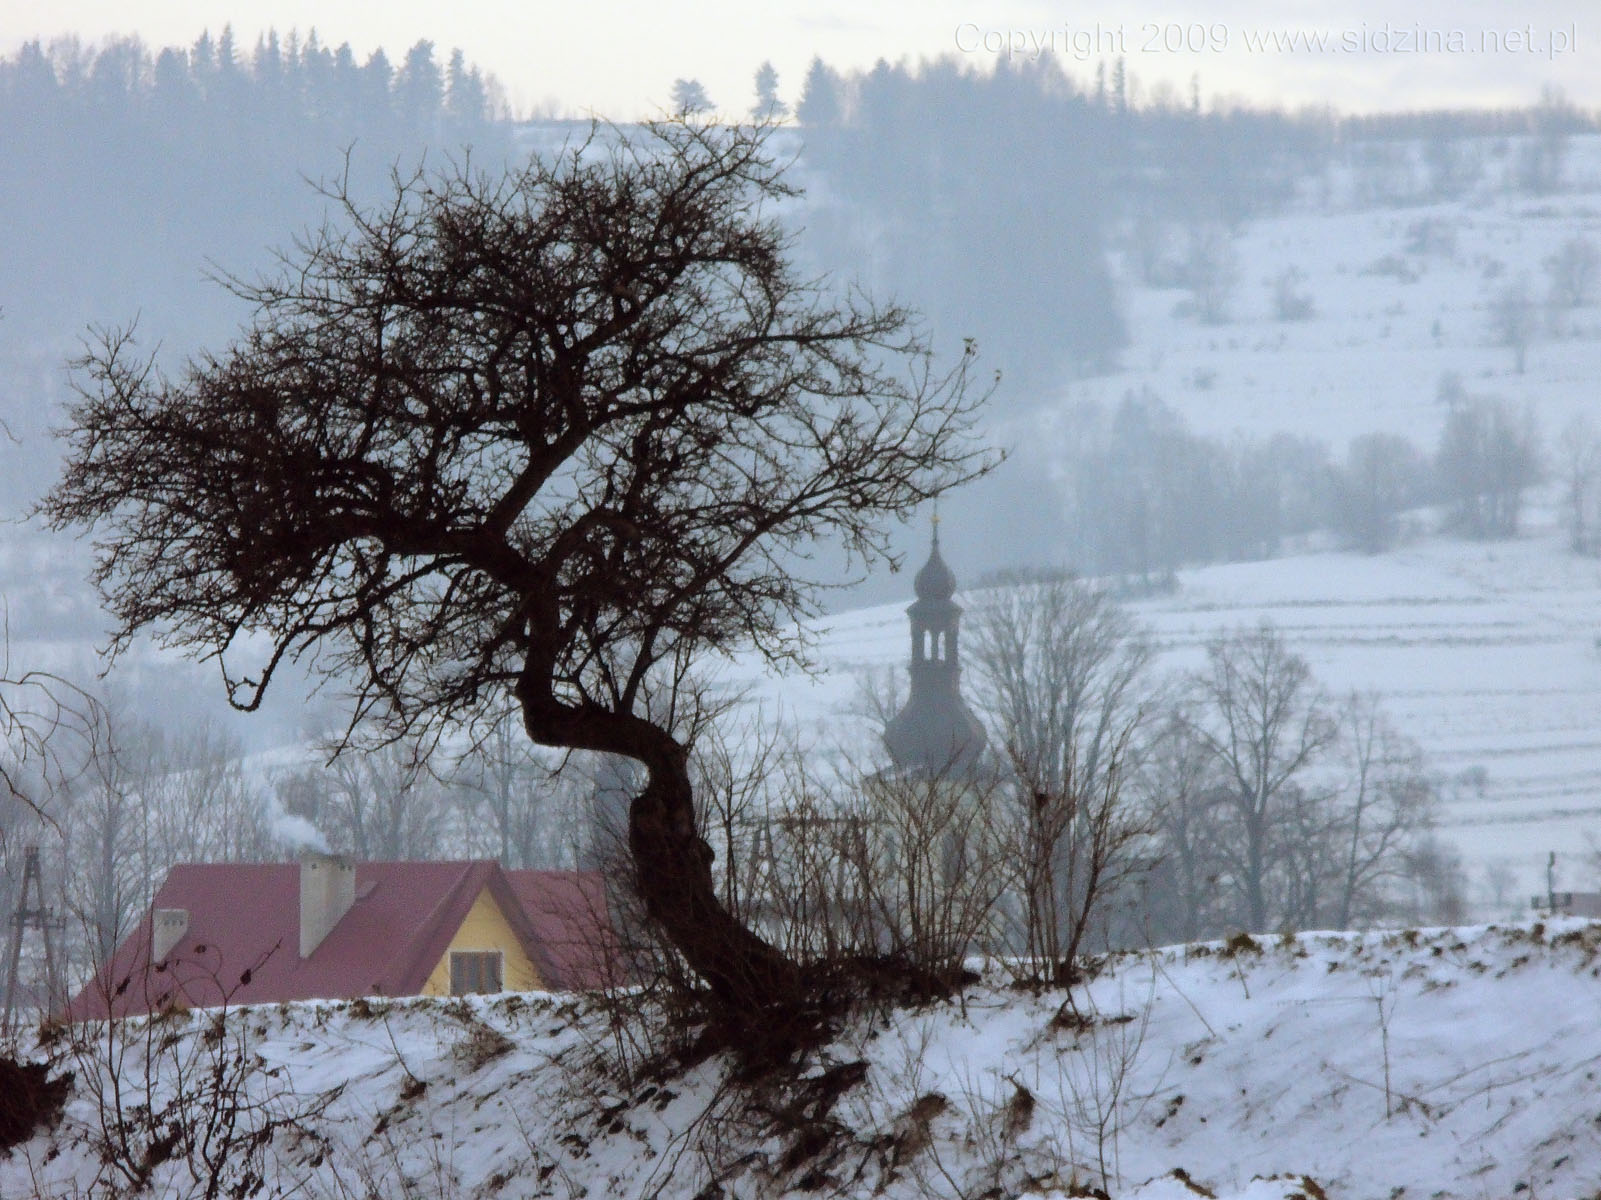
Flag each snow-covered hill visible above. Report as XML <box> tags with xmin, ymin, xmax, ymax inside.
<box><xmin>729</xmin><ymin>135</ymin><xmax>1601</xmax><ymax>919</ymax></box>
<box><xmin>1064</xmin><ymin>135</ymin><xmax>1601</xmax><ymax>447</ymax></box>
<box><xmin>7</xmin><ymin>132</ymin><xmax>1601</xmax><ymax>914</ymax></box>
<box><xmin>6</xmin><ymin>918</ymin><xmax>1600</xmax><ymax>1198</ymax></box>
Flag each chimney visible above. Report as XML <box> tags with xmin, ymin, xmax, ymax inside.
<box><xmin>299</xmin><ymin>852</ymin><xmax>355</xmax><ymax>958</ymax></box>
<box><xmin>151</xmin><ymin>908</ymin><xmax>188</xmax><ymax>962</ymax></box>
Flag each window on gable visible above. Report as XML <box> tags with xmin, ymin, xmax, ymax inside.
<box><xmin>449</xmin><ymin>950</ymin><xmax>504</xmax><ymax>996</ymax></box>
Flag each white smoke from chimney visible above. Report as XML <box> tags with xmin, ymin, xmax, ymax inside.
<box><xmin>261</xmin><ymin>785</ymin><xmax>330</xmax><ymax>855</ymax></box>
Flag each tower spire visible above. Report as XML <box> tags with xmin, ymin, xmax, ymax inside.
<box><xmin>883</xmin><ymin>519</ymin><xmax>986</xmax><ymax>774</ymax></box>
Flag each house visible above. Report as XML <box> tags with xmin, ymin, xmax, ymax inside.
<box><xmin>65</xmin><ymin>855</ymin><xmax>621</xmax><ymax>1020</ymax></box>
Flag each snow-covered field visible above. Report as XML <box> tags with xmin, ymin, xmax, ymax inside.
<box><xmin>732</xmin><ymin>525</ymin><xmax>1601</xmax><ymax>920</ymax></box>
<box><xmin>732</xmin><ymin>135</ymin><xmax>1601</xmax><ymax>918</ymax></box>
<box><xmin>7</xmin><ymin>918</ymin><xmax>1600</xmax><ymax>1198</ymax></box>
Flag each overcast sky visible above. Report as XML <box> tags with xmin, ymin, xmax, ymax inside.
<box><xmin>0</xmin><ymin>0</ymin><xmax>1593</xmax><ymax>118</ymax></box>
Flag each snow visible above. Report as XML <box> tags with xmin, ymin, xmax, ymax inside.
<box><xmin>1066</xmin><ymin>138</ymin><xmax>1601</xmax><ymax>448</ymax></box>
<box><xmin>725</xmin><ymin>524</ymin><xmax>1601</xmax><ymax>920</ymax></box>
<box><xmin>724</xmin><ymin>138</ymin><xmax>1601</xmax><ymax>919</ymax></box>
<box><xmin>6</xmin><ymin>919</ymin><xmax>1600</xmax><ymax>1197</ymax></box>
<box><xmin>8</xmin><ymin>126</ymin><xmax>1601</xmax><ymax>1200</ymax></box>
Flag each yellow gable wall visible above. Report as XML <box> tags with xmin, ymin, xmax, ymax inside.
<box><xmin>421</xmin><ymin>885</ymin><xmax>543</xmax><ymax>996</ymax></box>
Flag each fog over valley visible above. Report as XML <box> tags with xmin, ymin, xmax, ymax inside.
<box><xmin>1</xmin><ymin>26</ymin><xmax>1599</xmax><ymax>1198</ymax></box>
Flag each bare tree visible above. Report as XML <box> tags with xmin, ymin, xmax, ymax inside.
<box><xmin>689</xmin><ymin>706</ymin><xmax>796</xmax><ymax>937</ymax></box>
<box><xmin>1326</xmin><ymin>693</ymin><xmax>1437</xmax><ymax>930</ymax></box>
<box><xmin>966</xmin><ymin>570</ymin><xmax>1151</xmax><ymax>801</ymax></box>
<box><xmin>449</xmin><ymin>709</ymin><xmax>571</xmax><ymax>868</ymax></box>
<box><xmin>1397</xmin><ymin>836</ymin><xmax>1468</xmax><ymax>925</ymax></box>
<box><xmin>42</xmin><ymin>119</ymin><xmax>994</xmax><ymax>1026</ymax></box>
<box><xmin>1516</xmin><ymin>85</ymin><xmax>1575</xmax><ymax>195</ymax></box>
<box><xmin>1435</xmin><ymin>395</ymin><xmax>1541</xmax><ymax>538</ymax></box>
<box><xmin>1184</xmin><ymin>622</ymin><xmax>1337</xmax><ymax>933</ymax></box>
<box><xmin>1329</xmin><ymin>432</ymin><xmax>1427</xmax><ymax>554</ymax></box>
<box><xmin>60</xmin><ymin>714</ymin><xmax>284</xmax><ymax>966</ymax></box>
<box><xmin>59</xmin><ymin>756</ymin><xmax>143</xmax><ymax>966</ymax></box>
<box><xmin>1133</xmin><ymin>708</ymin><xmax>1231</xmax><ymax>943</ymax></box>
<box><xmin>315</xmin><ymin>740</ymin><xmax>448</xmax><ymax>861</ymax></box>
<box><xmin>1487</xmin><ymin>276</ymin><xmax>1538</xmax><ymax>374</ymax></box>
<box><xmin>1544</xmin><ymin>235</ymin><xmax>1600</xmax><ymax>311</ymax></box>
<box><xmin>134</xmin><ymin>718</ymin><xmax>282</xmax><ymax>865</ymax></box>
<box><xmin>1153</xmin><ymin>636</ymin><xmax>1440</xmax><ymax>938</ymax></box>
<box><xmin>1557</xmin><ymin>414</ymin><xmax>1601</xmax><ymax>555</ymax></box>
<box><xmin>964</xmin><ymin>571</ymin><xmax>1154</xmax><ymax>980</ymax></box>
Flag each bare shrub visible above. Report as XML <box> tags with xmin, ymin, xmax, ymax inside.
<box><xmin>49</xmin><ymin>956</ymin><xmax>340</xmax><ymax>1198</ymax></box>
<box><xmin>741</xmin><ymin>751</ymin><xmax>1010</xmax><ymax>994</ymax></box>
<box><xmin>1185</xmin><ymin>224</ymin><xmax>1238</xmax><ymax>324</ymax></box>
<box><xmin>991</xmin><ymin>730</ymin><xmax>1146</xmax><ymax>986</ymax></box>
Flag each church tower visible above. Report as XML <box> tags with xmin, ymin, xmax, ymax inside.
<box><xmin>883</xmin><ymin>521</ymin><xmax>987</xmax><ymax>774</ymax></box>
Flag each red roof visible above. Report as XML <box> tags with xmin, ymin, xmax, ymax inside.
<box><xmin>66</xmin><ymin>860</ymin><xmax>622</xmax><ymax>1020</ymax></box>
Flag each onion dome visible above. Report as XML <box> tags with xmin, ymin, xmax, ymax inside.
<box><xmin>913</xmin><ymin>532</ymin><xmax>957</xmax><ymax>602</ymax></box>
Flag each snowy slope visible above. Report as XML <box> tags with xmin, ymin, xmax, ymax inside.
<box><xmin>724</xmin><ymin>136</ymin><xmax>1601</xmax><ymax>919</ymax></box>
<box><xmin>1059</xmin><ymin>135</ymin><xmax>1601</xmax><ymax>447</ymax></box>
<box><xmin>729</xmin><ymin>524</ymin><xmax>1601</xmax><ymax>920</ymax></box>
<box><xmin>6</xmin><ymin>919</ymin><xmax>1600</xmax><ymax>1198</ymax></box>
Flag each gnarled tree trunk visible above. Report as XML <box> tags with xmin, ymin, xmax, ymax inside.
<box><xmin>518</xmin><ymin>685</ymin><xmax>800</xmax><ymax>1016</ymax></box>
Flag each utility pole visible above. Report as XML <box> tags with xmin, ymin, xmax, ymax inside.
<box><xmin>2</xmin><ymin>846</ymin><xmax>64</xmax><ymax>1036</ymax></box>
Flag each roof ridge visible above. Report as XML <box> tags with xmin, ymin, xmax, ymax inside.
<box><xmin>482</xmin><ymin>866</ymin><xmax>564</xmax><ymax>989</ymax></box>
<box><xmin>382</xmin><ymin>860</ymin><xmax>497</xmax><ymax>995</ymax></box>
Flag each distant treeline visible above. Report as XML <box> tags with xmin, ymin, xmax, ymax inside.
<box><xmin>788</xmin><ymin>55</ymin><xmax>1343</xmax><ymax>396</ymax></box>
<box><xmin>2</xmin><ymin>34</ymin><xmax>1588</xmax><ymax>361</ymax></box>
<box><xmin>1342</xmin><ymin>102</ymin><xmax>1595</xmax><ymax>140</ymax></box>
<box><xmin>1062</xmin><ymin>382</ymin><xmax>1545</xmax><ymax>581</ymax></box>
<box><xmin>0</xmin><ymin>32</ymin><xmax>510</xmax><ymax>348</ymax></box>
<box><xmin>0</xmin><ymin>37</ymin><xmax>1590</xmax><ymax>580</ymax></box>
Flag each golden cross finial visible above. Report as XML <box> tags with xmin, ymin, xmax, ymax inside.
<box><xmin>931</xmin><ymin>502</ymin><xmax>941</xmax><ymax>545</ymax></box>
